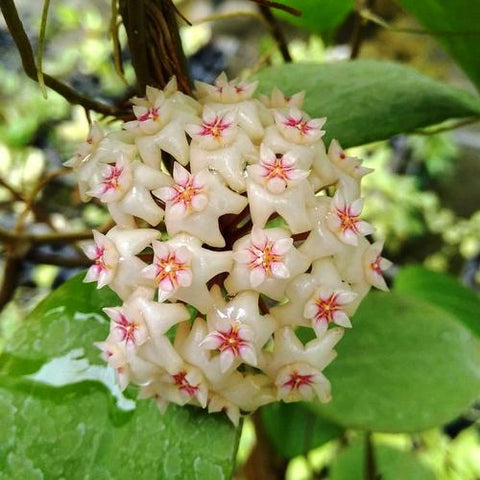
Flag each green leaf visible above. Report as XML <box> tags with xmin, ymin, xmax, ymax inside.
<box><xmin>255</xmin><ymin>60</ymin><xmax>480</xmax><ymax>148</ymax></box>
<box><xmin>274</xmin><ymin>0</ymin><xmax>354</xmax><ymax>36</ymax></box>
<box><xmin>396</xmin><ymin>0</ymin><xmax>480</xmax><ymax>91</ymax></box>
<box><xmin>395</xmin><ymin>265</ymin><xmax>480</xmax><ymax>338</ymax></box>
<box><xmin>260</xmin><ymin>402</ymin><xmax>342</xmax><ymax>459</ymax></box>
<box><xmin>330</xmin><ymin>440</ymin><xmax>436</xmax><ymax>480</ymax></box>
<box><xmin>0</xmin><ymin>379</ymin><xmax>239</xmax><ymax>480</ymax></box>
<box><xmin>313</xmin><ymin>292</ymin><xmax>480</xmax><ymax>432</ymax></box>
<box><xmin>1</xmin><ymin>274</ymin><xmax>240</xmax><ymax>480</ymax></box>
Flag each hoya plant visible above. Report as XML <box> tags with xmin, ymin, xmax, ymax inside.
<box><xmin>0</xmin><ymin>1</ymin><xmax>480</xmax><ymax>479</ymax></box>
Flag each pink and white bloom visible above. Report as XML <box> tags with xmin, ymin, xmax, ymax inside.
<box><xmin>303</xmin><ymin>288</ymin><xmax>357</xmax><ymax>336</ymax></box>
<box><xmin>65</xmin><ymin>122</ymin><xmax>104</xmax><ymax>168</ymax></box>
<box><xmin>186</xmin><ymin>108</ymin><xmax>237</xmax><ymax>149</ymax></box>
<box><xmin>364</xmin><ymin>241</ymin><xmax>392</xmax><ymax>291</ymax></box>
<box><xmin>276</xmin><ymin>363</ymin><xmax>331</xmax><ymax>402</ymax></box>
<box><xmin>155</xmin><ymin>162</ymin><xmax>209</xmax><ymax>219</ymax></box>
<box><xmin>142</xmin><ymin>240</ymin><xmax>193</xmax><ymax>301</ymax></box>
<box><xmin>164</xmin><ymin>365</ymin><xmax>208</xmax><ymax>407</ymax></box>
<box><xmin>328</xmin><ymin>139</ymin><xmax>373</xmax><ymax>179</ymax></box>
<box><xmin>259</xmin><ymin>86</ymin><xmax>305</xmax><ymax>110</ymax></box>
<box><xmin>274</xmin><ymin>108</ymin><xmax>325</xmax><ymax>144</ymax></box>
<box><xmin>195</xmin><ymin>73</ymin><xmax>258</xmax><ymax>104</ymax></box>
<box><xmin>248</xmin><ymin>145</ymin><xmax>309</xmax><ymax>194</ymax></box>
<box><xmin>200</xmin><ymin>320</ymin><xmax>257</xmax><ymax>373</ymax></box>
<box><xmin>82</xmin><ymin>230</ymin><xmax>119</xmax><ymax>288</ymax></box>
<box><xmin>234</xmin><ymin>227</ymin><xmax>292</xmax><ymax>288</ymax></box>
<box><xmin>104</xmin><ymin>305</ymin><xmax>149</xmax><ymax>349</ymax></box>
<box><xmin>88</xmin><ymin>156</ymin><xmax>133</xmax><ymax>203</ymax></box>
<box><xmin>124</xmin><ymin>87</ymin><xmax>170</xmax><ymax>135</ymax></box>
<box><xmin>327</xmin><ymin>193</ymin><xmax>374</xmax><ymax>245</ymax></box>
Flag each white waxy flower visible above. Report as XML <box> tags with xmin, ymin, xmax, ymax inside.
<box><xmin>206</xmin><ymin>286</ymin><xmax>277</xmax><ymax>363</ymax></box>
<box><xmin>276</xmin><ymin>362</ymin><xmax>331</xmax><ymax>403</ymax></box>
<box><xmin>266</xmin><ymin>326</ymin><xmax>343</xmax><ymax>402</ymax></box>
<box><xmin>195</xmin><ymin>73</ymin><xmax>258</xmax><ymax>104</ymax></box>
<box><xmin>82</xmin><ymin>227</ymin><xmax>158</xmax><ymax>300</ymax></box>
<box><xmin>326</xmin><ymin>192</ymin><xmax>375</xmax><ymax>245</ymax></box>
<box><xmin>124</xmin><ymin>87</ymin><xmax>170</xmax><ymax>135</ymax></box>
<box><xmin>83</xmin><ymin>230</ymin><xmax>119</xmax><ymax>289</ymax></box>
<box><xmin>65</xmin><ymin>122</ymin><xmax>104</xmax><ymax>168</ymax></box>
<box><xmin>189</xmin><ymin>128</ymin><xmax>256</xmax><ymax>192</ymax></box>
<box><xmin>303</xmin><ymin>288</ymin><xmax>357</xmax><ymax>336</ymax></box>
<box><xmin>104</xmin><ymin>304</ymin><xmax>149</xmax><ymax>350</ymax></box>
<box><xmin>274</xmin><ymin>108</ymin><xmax>326</xmax><ymax>144</ymax></box>
<box><xmin>201</xmin><ymin>320</ymin><xmax>257</xmax><ymax>373</ymax></box>
<box><xmin>143</xmin><ymin>234</ymin><xmax>232</xmax><ymax>313</ymax></box>
<box><xmin>364</xmin><ymin>241</ymin><xmax>392</xmax><ymax>291</ymax></box>
<box><xmin>247</xmin><ymin>145</ymin><xmax>309</xmax><ymax>194</ymax></box>
<box><xmin>163</xmin><ymin>364</ymin><xmax>209</xmax><ymax>408</ymax></box>
<box><xmin>328</xmin><ymin>139</ymin><xmax>373</xmax><ymax>179</ymax></box>
<box><xmin>246</xmin><ymin>176</ymin><xmax>314</xmax><ymax>234</ymax></box>
<box><xmin>208</xmin><ymin>393</ymin><xmax>241</xmax><ymax>426</ymax></box>
<box><xmin>259</xmin><ymin>86</ymin><xmax>305</xmax><ymax>110</ymax></box>
<box><xmin>88</xmin><ymin>157</ymin><xmax>170</xmax><ymax>228</ymax></box>
<box><xmin>271</xmin><ymin>258</ymin><xmax>356</xmax><ymax>333</ymax></box>
<box><xmin>142</xmin><ymin>240</ymin><xmax>192</xmax><ymax>301</ymax></box>
<box><xmin>155</xmin><ymin>164</ymin><xmax>248</xmax><ymax>247</ymax></box>
<box><xmin>226</xmin><ymin>226</ymin><xmax>309</xmax><ymax>300</ymax></box>
<box><xmin>186</xmin><ymin>108</ymin><xmax>237</xmax><ymax>150</ymax></box>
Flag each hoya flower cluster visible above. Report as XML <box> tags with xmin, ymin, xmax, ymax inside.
<box><xmin>67</xmin><ymin>74</ymin><xmax>391</xmax><ymax>425</ymax></box>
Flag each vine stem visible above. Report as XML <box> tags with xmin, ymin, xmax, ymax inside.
<box><xmin>0</xmin><ymin>0</ymin><xmax>119</xmax><ymax>116</ymax></box>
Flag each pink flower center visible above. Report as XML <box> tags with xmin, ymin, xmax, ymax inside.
<box><xmin>261</xmin><ymin>156</ymin><xmax>295</xmax><ymax>181</ymax></box>
<box><xmin>200</xmin><ymin>115</ymin><xmax>231</xmax><ymax>139</ymax></box>
<box><xmin>171</xmin><ymin>177</ymin><xmax>203</xmax><ymax>208</ymax></box>
<box><xmin>284</xmin><ymin>115</ymin><xmax>315</xmax><ymax>135</ymax></box>
<box><xmin>282</xmin><ymin>370</ymin><xmax>315</xmax><ymax>391</ymax></box>
<box><xmin>248</xmin><ymin>240</ymin><xmax>283</xmax><ymax>277</ymax></box>
<box><xmin>370</xmin><ymin>254</ymin><xmax>383</xmax><ymax>275</ymax></box>
<box><xmin>93</xmin><ymin>245</ymin><xmax>106</xmax><ymax>271</ymax></box>
<box><xmin>313</xmin><ymin>294</ymin><xmax>341</xmax><ymax>324</ymax></box>
<box><xmin>138</xmin><ymin>107</ymin><xmax>160</xmax><ymax>122</ymax></box>
<box><xmin>102</xmin><ymin>164</ymin><xmax>123</xmax><ymax>192</ymax></box>
<box><xmin>213</xmin><ymin>325</ymin><xmax>248</xmax><ymax>357</ymax></box>
<box><xmin>172</xmin><ymin>371</ymin><xmax>199</xmax><ymax>397</ymax></box>
<box><xmin>113</xmin><ymin>313</ymin><xmax>139</xmax><ymax>346</ymax></box>
<box><xmin>154</xmin><ymin>252</ymin><xmax>189</xmax><ymax>288</ymax></box>
<box><xmin>336</xmin><ymin>206</ymin><xmax>361</xmax><ymax>233</ymax></box>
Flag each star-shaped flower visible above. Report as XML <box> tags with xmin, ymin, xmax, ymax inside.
<box><xmin>270</xmin><ymin>258</ymin><xmax>356</xmax><ymax>334</ymax></box>
<box><xmin>142</xmin><ymin>234</ymin><xmax>232</xmax><ymax>313</ymax></box>
<box><xmin>265</xmin><ymin>326</ymin><xmax>343</xmax><ymax>402</ymax></box>
<box><xmin>274</xmin><ymin>108</ymin><xmax>326</xmax><ymax>145</ymax></box>
<box><xmin>82</xmin><ymin>226</ymin><xmax>159</xmax><ymax>300</ymax></box>
<box><xmin>226</xmin><ymin>226</ymin><xmax>310</xmax><ymax>300</ymax></box>
<box><xmin>65</xmin><ymin>122</ymin><xmax>104</xmax><ymax>168</ymax></box>
<box><xmin>154</xmin><ymin>163</ymin><xmax>248</xmax><ymax>247</ymax></box>
<box><xmin>326</xmin><ymin>192</ymin><xmax>375</xmax><ymax>245</ymax></box>
<box><xmin>88</xmin><ymin>156</ymin><xmax>170</xmax><ymax>228</ymax></box>
<box><xmin>246</xmin><ymin>176</ymin><xmax>314</xmax><ymax>234</ymax></box>
<box><xmin>247</xmin><ymin>144</ymin><xmax>309</xmax><ymax>194</ymax></box>
<box><xmin>204</xmin><ymin>286</ymin><xmax>277</xmax><ymax>368</ymax></box>
<box><xmin>186</xmin><ymin>108</ymin><xmax>237</xmax><ymax>149</ymax></box>
<box><xmin>259</xmin><ymin>86</ymin><xmax>305</xmax><ymax>110</ymax></box>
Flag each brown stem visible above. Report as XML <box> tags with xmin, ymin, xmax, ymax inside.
<box><xmin>243</xmin><ymin>411</ymin><xmax>288</xmax><ymax>480</ymax></box>
<box><xmin>0</xmin><ymin>250</ymin><xmax>21</xmax><ymax>311</ymax></box>
<box><xmin>350</xmin><ymin>0</ymin><xmax>369</xmax><ymax>59</ymax></box>
<box><xmin>259</xmin><ymin>5</ymin><xmax>292</xmax><ymax>62</ymax></box>
<box><xmin>0</xmin><ymin>227</ymin><xmax>94</xmax><ymax>246</ymax></box>
<box><xmin>119</xmin><ymin>0</ymin><xmax>191</xmax><ymax>93</ymax></box>
<box><xmin>0</xmin><ymin>0</ymin><xmax>119</xmax><ymax>116</ymax></box>
<box><xmin>249</xmin><ymin>0</ymin><xmax>301</xmax><ymax>17</ymax></box>
<box><xmin>25</xmin><ymin>249</ymin><xmax>91</xmax><ymax>268</ymax></box>
<box><xmin>364</xmin><ymin>432</ymin><xmax>379</xmax><ymax>480</ymax></box>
